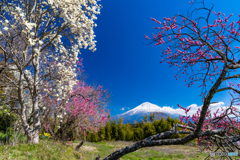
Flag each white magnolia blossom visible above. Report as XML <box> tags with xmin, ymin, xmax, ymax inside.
<box><xmin>28</xmin><ymin>38</ymin><xmax>36</xmax><ymax>46</ymax></box>
<box><xmin>34</xmin><ymin>48</ymin><xmax>40</xmax><ymax>55</ymax></box>
<box><xmin>39</xmin><ymin>40</ymin><xmax>44</xmax><ymax>45</ymax></box>
<box><xmin>3</xmin><ymin>27</ymin><xmax>8</xmax><ymax>31</ymax></box>
<box><xmin>25</xmin><ymin>22</ymin><xmax>36</xmax><ymax>30</ymax></box>
<box><xmin>0</xmin><ymin>0</ymin><xmax>102</xmax><ymax>143</ymax></box>
<box><xmin>19</xmin><ymin>13</ymin><xmax>25</xmax><ymax>17</ymax></box>
<box><xmin>8</xmin><ymin>65</ymin><xmax>20</xmax><ymax>79</ymax></box>
<box><xmin>16</xmin><ymin>6</ymin><xmax>22</xmax><ymax>12</ymax></box>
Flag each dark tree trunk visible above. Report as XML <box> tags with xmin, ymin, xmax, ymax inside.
<box><xmin>75</xmin><ymin>138</ymin><xmax>86</xmax><ymax>152</ymax></box>
<box><xmin>95</xmin><ymin>155</ymin><xmax>100</xmax><ymax>160</ymax></box>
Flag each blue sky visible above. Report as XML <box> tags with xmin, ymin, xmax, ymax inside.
<box><xmin>79</xmin><ymin>0</ymin><xmax>240</xmax><ymax>117</ymax></box>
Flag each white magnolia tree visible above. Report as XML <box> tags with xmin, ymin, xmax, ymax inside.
<box><xmin>0</xmin><ymin>0</ymin><xmax>102</xmax><ymax>144</ymax></box>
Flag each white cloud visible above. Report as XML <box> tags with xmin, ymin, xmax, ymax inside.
<box><xmin>121</xmin><ymin>107</ymin><xmax>131</xmax><ymax>111</ymax></box>
<box><xmin>160</xmin><ymin>102</ymin><xmax>240</xmax><ymax>119</ymax></box>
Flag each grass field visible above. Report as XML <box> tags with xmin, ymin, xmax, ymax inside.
<box><xmin>0</xmin><ymin>139</ymin><xmax>239</xmax><ymax>160</ymax></box>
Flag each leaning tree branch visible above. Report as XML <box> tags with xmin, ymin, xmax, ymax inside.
<box><xmin>100</xmin><ymin>124</ymin><xmax>225</xmax><ymax>160</ymax></box>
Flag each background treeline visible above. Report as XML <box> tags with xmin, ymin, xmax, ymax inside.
<box><xmin>86</xmin><ymin>113</ymin><xmax>196</xmax><ymax>144</ymax></box>
<box><xmin>0</xmin><ymin>107</ymin><xmax>198</xmax><ymax>146</ymax></box>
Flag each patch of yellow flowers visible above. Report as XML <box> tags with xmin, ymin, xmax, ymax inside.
<box><xmin>39</xmin><ymin>132</ymin><xmax>51</xmax><ymax>137</ymax></box>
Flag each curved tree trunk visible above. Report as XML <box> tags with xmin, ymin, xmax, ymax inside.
<box><xmin>100</xmin><ymin>125</ymin><xmax>225</xmax><ymax>160</ymax></box>
<box><xmin>75</xmin><ymin>138</ymin><xmax>86</xmax><ymax>152</ymax></box>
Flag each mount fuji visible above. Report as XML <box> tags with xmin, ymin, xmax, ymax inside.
<box><xmin>111</xmin><ymin>102</ymin><xmax>184</xmax><ymax>124</ymax></box>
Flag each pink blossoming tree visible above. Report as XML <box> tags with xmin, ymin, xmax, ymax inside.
<box><xmin>39</xmin><ymin>58</ymin><xmax>110</xmax><ymax>145</ymax></box>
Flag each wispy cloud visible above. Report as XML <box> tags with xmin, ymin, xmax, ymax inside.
<box><xmin>121</xmin><ymin>107</ymin><xmax>130</xmax><ymax>111</ymax></box>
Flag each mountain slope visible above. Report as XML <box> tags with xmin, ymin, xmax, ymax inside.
<box><xmin>111</xmin><ymin>102</ymin><xmax>184</xmax><ymax>124</ymax></box>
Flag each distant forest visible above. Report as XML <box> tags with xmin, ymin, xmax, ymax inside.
<box><xmin>85</xmin><ymin>113</ymin><xmax>197</xmax><ymax>144</ymax></box>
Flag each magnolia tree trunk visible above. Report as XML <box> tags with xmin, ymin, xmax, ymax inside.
<box><xmin>19</xmin><ymin>54</ymin><xmax>41</xmax><ymax>144</ymax></box>
<box><xmin>18</xmin><ymin>79</ymin><xmax>40</xmax><ymax>144</ymax></box>
<box><xmin>31</xmin><ymin>54</ymin><xmax>41</xmax><ymax>144</ymax></box>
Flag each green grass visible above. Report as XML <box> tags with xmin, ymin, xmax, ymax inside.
<box><xmin>80</xmin><ymin>141</ymin><xmax>240</xmax><ymax>160</ymax></box>
<box><xmin>75</xmin><ymin>141</ymin><xmax>221</xmax><ymax>160</ymax></box>
<box><xmin>0</xmin><ymin>139</ymin><xmax>82</xmax><ymax>160</ymax></box>
<box><xmin>0</xmin><ymin>137</ymin><xmax>239</xmax><ymax>160</ymax></box>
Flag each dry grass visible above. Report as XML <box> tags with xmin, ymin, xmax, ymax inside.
<box><xmin>80</xmin><ymin>145</ymin><xmax>99</xmax><ymax>152</ymax></box>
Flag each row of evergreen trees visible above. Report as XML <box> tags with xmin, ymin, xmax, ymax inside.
<box><xmin>86</xmin><ymin>114</ymin><xmax>190</xmax><ymax>142</ymax></box>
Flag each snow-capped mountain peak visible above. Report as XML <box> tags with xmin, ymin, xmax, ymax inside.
<box><xmin>133</xmin><ymin>102</ymin><xmax>162</xmax><ymax>112</ymax></box>
<box><xmin>111</xmin><ymin>102</ymin><xmax>182</xmax><ymax>124</ymax></box>
<box><xmin>120</xmin><ymin>102</ymin><xmax>178</xmax><ymax>116</ymax></box>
